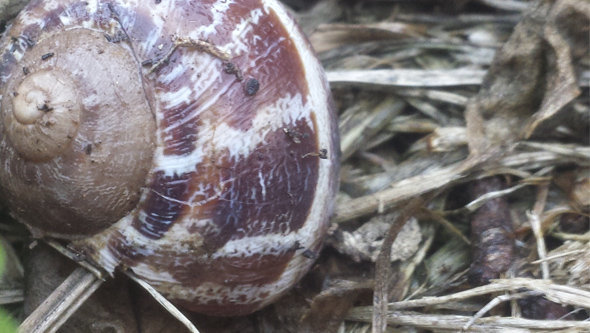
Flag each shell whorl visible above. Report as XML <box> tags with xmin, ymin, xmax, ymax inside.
<box><xmin>0</xmin><ymin>0</ymin><xmax>339</xmax><ymax>316</ymax></box>
<box><xmin>8</xmin><ymin>69</ymin><xmax>79</xmax><ymax>161</ymax></box>
<box><xmin>0</xmin><ymin>18</ymin><xmax>156</xmax><ymax>238</ymax></box>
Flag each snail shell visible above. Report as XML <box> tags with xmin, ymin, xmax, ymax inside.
<box><xmin>0</xmin><ymin>0</ymin><xmax>339</xmax><ymax>316</ymax></box>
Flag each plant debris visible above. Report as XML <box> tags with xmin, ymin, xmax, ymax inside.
<box><xmin>467</xmin><ymin>177</ymin><xmax>515</xmax><ymax>286</ymax></box>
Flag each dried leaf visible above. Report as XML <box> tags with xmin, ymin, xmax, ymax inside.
<box><xmin>465</xmin><ymin>0</ymin><xmax>588</xmax><ymax>155</ymax></box>
<box><xmin>524</xmin><ymin>0</ymin><xmax>589</xmax><ymax>138</ymax></box>
<box><xmin>331</xmin><ymin>214</ymin><xmax>421</xmax><ymax>263</ymax></box>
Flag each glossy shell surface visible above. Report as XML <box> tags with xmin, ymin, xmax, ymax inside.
<box><xmin>0</xmin><ymin>0</ymin><xmax>339</xmax><ymax>316</ymax></box>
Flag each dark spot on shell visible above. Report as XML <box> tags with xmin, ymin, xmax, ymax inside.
<box><xmin>245</xmin><ymin>78</ymin><xmax>259</xmax><ymax>96</ymax></box>
<box><xmin>22</xmin><ymin>67</ymin><xmax>30</xmax><ymax>75</ymax></box>
<box><xmin>85</xmin><ymin>144</ymin><xmax>92</xmax><ymax>155</ymax></box>
<box><xmin>37</xmin><ymin>103</ymin><xmax>53</xmax><ymax>112</ymax></box>
<box><xmin>41</xmin><ymin>52</ymin><xmax>54</xmax><ymax>60</ymax></box>
<box><xmin>290</xmin><ymin>241</ymin><xmax>303</xmax><ymax>251</ymax></box>
<box><xmin>224</xmin><ymin>62</ymin><xmax>237</xmax><ymax>74</ymax></box>
<box><xmin>223</xmin><ymin>62</ymin><xmax>243</xmax><ymax>81</ymax></box>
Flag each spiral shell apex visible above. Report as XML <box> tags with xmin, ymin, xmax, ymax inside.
<box><xmin>0</xmin><ymin>0</ymin><xmax>339</xmax><ymax>317</ymax></box>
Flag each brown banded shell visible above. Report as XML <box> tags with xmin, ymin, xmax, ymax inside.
<box><xmin>0</xmin><ymin>0</ymin><xmax>339</xmax><ymax>316</ymax></box>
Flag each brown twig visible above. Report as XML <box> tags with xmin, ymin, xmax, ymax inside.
<box><xmin>373</xmin><ymin>197</ymin><xmax>425</xmax><ymax>333</ymax></box>
<box><xmin>467</xmin><ymin>176</ymin><xmax>515</xmax><ymax>286</ymax></box>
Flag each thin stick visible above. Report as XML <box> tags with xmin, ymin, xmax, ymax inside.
<box><xmin>420</xmin><ymin>209</ymin><xmax>470</xmax><ymax>244</ymax></box>
<box><xmin>335</xmin><ymin>148</ymin><xmax>589</xmax><ymax>224</ymax></box>
<box><xmin>531</xmin><ymin>249</ymin><xmax>586</xmax><ymax>264</ymax></box>
<box><xmin>373</xmin><ymin>197</ymin><xmax>425</xmax><ymax>333</ymax></box>
<box><xmin>0</xmin><ymin>289</ymin><xmax>23</xmax><ymax>305</ymax></box>
<box><xmin>347</xmin><ymin>310</ymin><xmax>590</xmax><ymax>331</ymax></box>
<box><xmin>347</xmin><ymin>277</ymin><xmax>590</xmax><ymax>313</ymax></box>
<box><xmin>19</xmin><ymin>240</ymin><xmax>200</xmax><ymax>333</ymax></box>
<box><xmin>44</xmin><ymin>239</ymin><xmax>104</xmax><ymax>278</ymax></box>
<box><xmin>148</xmin><ymin>35</ymin><xmax>230</xmax><ymax>73</ymax></box>
<box><xmin>462</xmin><ymin>291</ymin><xmax>541</xmax><ymax>331</ymax></box>
<box><xmin>18</xmin><ymin>267</ymin><xmax>103</xmax><ymax>333</ymax></box>
<box><xmin>125</xmin><ymin>271</ymin><xmax>201</xmax><ymax>333</ymax></box>
<box><xmin>529</xmin><ymin>182</ymin><xmax>550</xmax><ymax>279</ymax></box>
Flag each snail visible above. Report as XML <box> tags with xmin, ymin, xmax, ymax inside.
<box><xmin>0</xmin><ymin>0</ymin><xmax>339</xmax><ymax>317</ymax></box>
